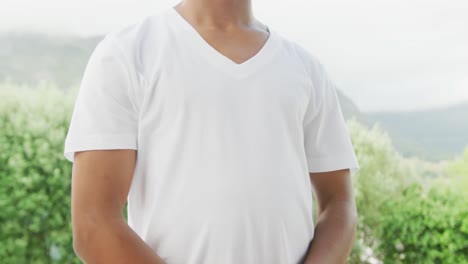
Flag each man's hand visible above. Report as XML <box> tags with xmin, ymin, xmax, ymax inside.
<box><xmin>71</xmin><ymin>149</ymin><xmax>167</xmax><ymax>264</ymax></box>
<box><xmin>303</xmin><ymin>168</ymin><xmax>358</xmax><ymax>264</ymax></box>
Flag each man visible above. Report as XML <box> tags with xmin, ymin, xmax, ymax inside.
<box><xmin>64</xmin><ymin>0</ymin><xmax>360</xmax><ymax>263</ymax></box>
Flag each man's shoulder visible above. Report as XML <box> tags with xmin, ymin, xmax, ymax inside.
<box><xmin>274</xmin><ymin>33</ymin><xmax>328</xmax><ymax>82</ymax></box>
<box><xmin>106</xmin><ymin>10</ymin><xmax>168</xmax><ymax>51</ymax></box>
<box><xmin>94</xmin><ymin>9</ymin><xmax>171</xmax><ymax>76</ymax></box>
<box><xmin>273</xmin><ymin>33</ymin><xmax>339</xmax><ymax>105</ymax></box>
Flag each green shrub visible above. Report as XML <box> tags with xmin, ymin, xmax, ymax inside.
<box><xmin>444</xmin><ymin>146</ymin><xmax>468</xmax><ymax>197</ymax></box>
<box><xmin>376</xmin><ymin>183</ymin><xmax>468</xmax><ymax>264</ymax></box>
<box><xmin>346</xmin><ymin>118</ymin><xmax>421</xmax><ymax>263</ymax></box>
<box><xmin>0</xmin><ymin>83</ymin><xmax>79</xmax><ymax>263</ymax></box>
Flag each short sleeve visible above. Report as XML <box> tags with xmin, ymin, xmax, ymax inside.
<box><xmin>302</xmin><ymin>59</ymin><xmax>360</xmax><ymax>176</ymax></box>
<box><xmin>63</xmin><ymin>35</ymin><xmax>139</xmax><ymax>163</ymax></box>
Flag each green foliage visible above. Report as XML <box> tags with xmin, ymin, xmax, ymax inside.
<box><xmin>0</xmin><ymin>83</ymin><xmax>79</xmax><ymax>263</ymax></box>
<box><xmin>347</xmin><ymin>119</ymin><xmax>468</xmax><ymax>263</ymax></box>
<box><xmin>376</xmin><ymin>183</ymin><xmax>468</xmax><ymax>264</ymax></box>
<box><xmin>444</xmin><ymin>146</ymin><xmax>468</xmax><ymax>196</ymax></box>
<box><xmin>346</xmin><ymin>118</ymin><xmax>421</xmax><ymax>263</ymax></box>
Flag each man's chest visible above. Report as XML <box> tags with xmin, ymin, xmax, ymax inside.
<box><xmin>137</xmin><ymin>53</ymin><xmax>311</xmax><ymax>131</ymax></box>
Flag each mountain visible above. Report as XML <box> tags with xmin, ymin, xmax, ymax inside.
<box><xmin>364</xmin><ymin>102</ymin><xmax>468</xmax><ymax>161</ymax></box>
<box><xmin>0</xmin><ymin>33</ymin><xmax>362</xmax><ymax>116</ymax></box>
<box><xmin>2</xmin><ymin>33</ymin><xmax>465</xmax><ymax>161</ymax></box>
<box><xmin>0</xmin><ymin>33</ymin><xmax>102</xmax><ymax>89</ymax></box>
<box><xmin>337</xmin><ymin>90</ymin><xmax>362</xmax><ymax>120</ymax></box>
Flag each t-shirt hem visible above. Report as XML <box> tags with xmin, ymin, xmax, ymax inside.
<box><xmin>63</xmin><ymin>133</ymin><xmax>138</xmax><ymax>163</ymax></box>
<box><xmin>307</xmin><ymin>155</ymin><xmax>360</xmax><ymax>176</ymax></box>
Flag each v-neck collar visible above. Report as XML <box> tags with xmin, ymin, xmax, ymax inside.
<box><xmin>165</xmin><ymin>6</ymin><xmax>280</xmax><ymax>79</ymax></box>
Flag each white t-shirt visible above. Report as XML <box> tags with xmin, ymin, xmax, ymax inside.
<box><xmin>64</xmin><ymin>6</ymin><xmax>360</xmax><ymax>264</ymax></box>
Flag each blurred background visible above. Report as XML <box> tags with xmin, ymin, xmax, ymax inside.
<box><xmin>0</xmin><ymin>0</ymin><xmax>467</xmax><ymax>263</ymax></box>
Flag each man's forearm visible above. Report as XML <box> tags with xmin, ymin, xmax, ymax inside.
<box><xmin>74</xmin><ymin>217</ymin><xmax>166</xmax><ymax>264</ymax></box>
<box><xmin>303</xmin><ymin>201</ymin><xmax>358</xmax><ymax>264</ymax></box>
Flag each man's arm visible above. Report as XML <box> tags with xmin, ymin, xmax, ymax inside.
<box><xmin>303</xmin><ymin>168</ymin><xmax>358</xmax><ymax>264</ymax></box>
<box><xmin>71</xmin><ymin>149</ymin><xmax>166</xmax><ymax>263</ymax></box>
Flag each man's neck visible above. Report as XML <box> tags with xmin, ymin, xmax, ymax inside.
<box><xmin>174</xmin><ymin>0</ymin><xmax>255</xmax><ymax>31</ymax></box>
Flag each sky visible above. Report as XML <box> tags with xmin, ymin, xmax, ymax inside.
<box><xmin>1</xmin><ymin>0</ymin><xmax>467</xmax><ymax>112</ymax></box>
